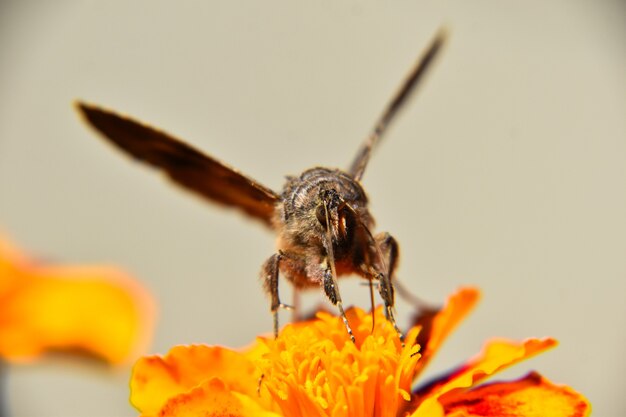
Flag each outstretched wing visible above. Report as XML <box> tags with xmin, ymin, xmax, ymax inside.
<box><xmin>76</xmin><ymin>102</ymin><xmax>280</xmax><ymax>227</ymax></box>
<box><xmin>349</xmin><ymin>28</ymin><xmax>448</xmax><ymax>181</ymax></box>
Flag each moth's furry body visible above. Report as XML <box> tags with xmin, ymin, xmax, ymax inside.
<box><xmin>275</xmin><ymin>167</ymin><xmax>374</xmax><ymax>283</ymax></box>
<box><xmin>261</xmin><ymin>167</ymin><xmax>400</xmax><ymax>340</ymax></box>
<box><xmin>273</xmin><ymin>166</ymin><xmax>385</xmax><ymax>282</ymax></box>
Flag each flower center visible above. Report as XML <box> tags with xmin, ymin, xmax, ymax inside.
<box><xmin>255</xmin><ymin>308</ymin><xmax>422</xmax><ymax>417</ymax></box>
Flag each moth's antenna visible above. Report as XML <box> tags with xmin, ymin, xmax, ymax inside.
<box><xmin>349</xmin><ymin>27</ymin><xmax>448</xmax><ymax>182</ymax></box>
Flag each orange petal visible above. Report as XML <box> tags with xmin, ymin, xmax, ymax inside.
<box><xmin>441</xmin><ymin>371</ymin><xmax>591</xmax><ymax>417</ymax></box>
<box><xmin>0</xmin><ymin>233</ymin><xmax>30</xmax><ymax>291</ymax></box>
<box><xmin>131</xmin><ymin>344</ymin><xmax>266</xmax><ymax>415</ymax></box>
<box><xmin>156</xmin><ymin>377</ymin><xmax>281</xmax><ymax>417</ymax></box>
<box><xmin>411</xmin><ymin>338</ymin><xmax>557</xmax><ymax>416</ymax></box>
<box><xmin>412</xmin><ymin>287</ymin><xmax>480</xmax><ymax>376</ymax></box>
<box><xmin>0</xmin><ymin>234</ymin><xmax>154</xmax><ymax>364</ymax></box>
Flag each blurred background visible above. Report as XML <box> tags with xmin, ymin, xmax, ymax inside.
<box><xmin>0</xmin><ymin>1</ymin><xmax>624</xmax><ymax>416</ymax></box>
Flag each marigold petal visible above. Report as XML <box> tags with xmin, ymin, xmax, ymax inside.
<box><xmin>156</xmin><ymin>377</ymin><xmax>281</xmax><ymax>417</ymax></box>
<box><xmin>0</xmin><ymin>234</ymin><xmax>154</xmax><ymax>364</ymax></box>
<box><xmin>440</xmin><ymin>371</ymin><xmax>591</xmax><ymax>417</ymax></box>
<box><xmin>411</xmin><ymin>338</ymin><xmax>557</xmax><ymax>416</ymax></box>
<box><xmin>0</xmin><ymin>235</ymin><xmax>28</xmax><ymax>291</ymax></box>
<box><xmin>412</xmin><ymin>287</ymin><xmax>480</xmax><ymax>377</ymax></box>
<box><xmin>131</xmin><ymin>344</ymin><xmax>266</xmax><ymax>415</ymax></box>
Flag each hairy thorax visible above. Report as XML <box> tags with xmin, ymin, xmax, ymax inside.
<box><xmin>272</xmin><ymin>167</ymin><xmax>374</xmax><ymax>286</ymax></box>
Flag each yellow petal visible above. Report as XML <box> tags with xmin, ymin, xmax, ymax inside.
<box><xmin>411</xmin><ymin>338</ymin><xmax>557</xmax><ymax>416</ymax></box>
<box><xmin>156</xmin><ymin>377</ymin><xmax>281</xmax><ymax>417</ymax></box>
<box><xmin>0</xmin><ymin>234</ymin><xmax>154</xmax><ymax>364</ymax></box>
<box><xmin>441</xmin><ymin>371</ymin><xmax>591</xmax><ymax>417</ymax></box>
<box><xmin>131</xmin><ymin>344</ymin><xmax>266</xmax><ymax>416</ymax></box>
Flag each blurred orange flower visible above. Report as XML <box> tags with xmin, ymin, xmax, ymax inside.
<box><xmin>0</xmin><ymin>233</ymin><xmax>155</xmax><ymax>364</ymax></box>
<box><xmin>130</xmin><ymin>288</ymin><xmax>589</xmax><ymax>417</ymax></box>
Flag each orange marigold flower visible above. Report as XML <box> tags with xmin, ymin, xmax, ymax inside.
<box><xmin>130</xmin><ymin>288</ymin><xmax>589</xmax><ymax>417</ymax></box>
<box><xmin>0</xmin><ymin>233</ymin><xmax>155</xmax><ymax>364</ymax></box>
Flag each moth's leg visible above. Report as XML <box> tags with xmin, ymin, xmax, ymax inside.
<box><xmin>291</xmin><ymin>287</ymin><xmax>301</xmax><ymax>322</ymax></box>
<box><xmin>376</xmin><ymin>232</ymin><xmax>433</xmax><ymax>312</ymax></box>
<box><xmin>322</xmin><ymin>266</ymin><xmax>355</xmax><ymax>342</ymax></box>
<box><xmin>374</xmin><ymin>232</ymin><xmax>403</xmax><ymax>339</ymax></box>
<box><xmin>260</xmin><ymin>252</ymin><xmax>292</xmax><ymax>337</ymax></box>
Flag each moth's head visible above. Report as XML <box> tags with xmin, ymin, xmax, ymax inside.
<box><xmin>316</xmin><ymin>188</ymin><xmax>356</xmax><ymax>243</ymax></box>
<box><xmin>278</xmin><ymin>167</ymin><xmax>372</xmax><ymax>241</ymax></box>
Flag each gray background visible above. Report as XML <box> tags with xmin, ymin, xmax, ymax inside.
<box><xmin>1</xmin><ymin>1</ymin><xmax>624</xmax><ymax>416</ymax></box>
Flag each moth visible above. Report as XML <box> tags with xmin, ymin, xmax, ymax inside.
<box><xmin>77</xmin><ymin>29</ymin><xmax>446</xmax><ymax>341</ymax></box>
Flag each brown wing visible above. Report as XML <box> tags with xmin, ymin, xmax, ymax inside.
<box><xmin>349</xmin><ymin>27</ymin><xmax>448</xmax><ymax>181</ymax></box>
<box><xmin>76</xmin><ymin>102</ymin><xmax>279</xmax><ymax>227</ymax></box>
